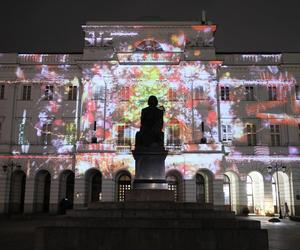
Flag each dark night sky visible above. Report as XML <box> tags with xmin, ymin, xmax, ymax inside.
<box><xmin>1</xmin><ymin>0</ymin><xmax>300</xmax><ymax>53</ymax></box>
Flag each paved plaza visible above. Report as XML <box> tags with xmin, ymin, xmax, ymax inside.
<box><xmin>0</xmin><ymin>215</ymin><xmax>299</xmax><ymax>250</ymax></box>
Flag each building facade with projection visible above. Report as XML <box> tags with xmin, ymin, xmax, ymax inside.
<box><xmin>0</xmin><ymin>21</ymin><xmax>300</xmax><ymax>216</ymax></box>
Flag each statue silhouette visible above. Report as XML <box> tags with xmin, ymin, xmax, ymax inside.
<box><xmin>135</xmin><ymin>96</ymin><xmax>164</xmax><ymax>149</ymax></box>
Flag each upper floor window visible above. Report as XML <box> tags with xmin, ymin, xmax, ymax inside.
<box><xmin>136</xmin><ymin>40</ymin><xmax>163</xmax><ymax>52</ymax></box>
<box><xmin>245</xmin><ymin>86</ymin><xmax>254</xmax><ymax>101</ymax></box>
<box><xmin>117</xmin><ymin>124</ymin><xmax>131</xmax><ymax>146</ymax></box>
<box><xmin>0</xmin><ymin>121</ymin><xmax>2</xmax><ymax>141</ymax></box>
<box><xmin>94</xmin><ymin>86</ymin><xmax>105</xmax><ymax>100</ymax></box>
<box><xmin>296</xmin><ymin>86</ymin><xmax>300</xmax><ymax>100</ymax></box>
<box><xmin>41</xmin><ymin>123</ymin><xmax>52</xmax><ymax>145</ymax></box>
<box><xmin>68</xmin><ymin>85</ymin><xmax>77</xmax><ymax>101</ymax></box>
<box><xmin>167</xmin><ymin>123</ymin><xmax>181</xmax><ymax>146</ymax></box>
<box><xmin>246</xmin><ymin>124</ymin><xmax>256</xmax><ymax>146</ymax></box>
<box><xmin>298</xmin><ymin>124</ymin><xmax>300</xmax><ymax>143</ymax></box>
<box><xmin>220</xmin><ymin>86</ymin><xmax>230</xmax><ymax>101</ymax></box>
<box><xmin>270</xmin><ymin>124</ymin><xmax>280</xmax><ymax>146</ymax></box>
<box><xmin>168</xmin><ymin>88</ymin><xmax>177</xmax><ymax>101</ymax></box>
<box><xmin>268</xmin><ymin>86</ymin><xmax>277</xmax><ymax>101</ymax></box>
<box><xmin>44</xmin><ymin>85</ymin><xmax>54</xmax><ymax>101</ymax></box>
<box><xmin>222</xmin><ymin>124</ymin><xmax>233</xmax><ymax>144</ymax></box>
<box><xmin>65</xmin><ymin>121</ymin><xmax>76</xmax><ymax>144</ymax></box>
<box><xmin>193</xmin><ymin>87</ymin><xmax>204</xmax><ymax>100</ymax></box>
<box><xmin>22</xmin><ymin>85</ymin><xmax>31</xmax><ymax>100</ymax></box>
<box><xmin>120</xmin><ymin>87</ymin><xmax>130</xmax><ymax>101</ymax></box>
<box><xmin>0</xmin><ymin>85</ymin><xmax>4</xmax><ymax>99</ymax></box>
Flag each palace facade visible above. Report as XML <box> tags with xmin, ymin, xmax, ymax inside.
<box><xmin>0</xmin><ymin>21</ymin><xmax>300</xmax><ymax>216</ymax></box>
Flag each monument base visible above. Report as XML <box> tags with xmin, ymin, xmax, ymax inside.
<box><xmin>125</xmin><ymin>189</ymin><xmax>174</xmax><ymax>202</ymax></box>
<box><xmin>35</xmin><ymin>202</ymin><xmax>268</xmax><ymax>250</ymax></box>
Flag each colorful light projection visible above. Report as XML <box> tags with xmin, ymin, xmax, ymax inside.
<box><xmin>219</xmin><ymin>65</ymin><xmax>297</xmax><ymax>147</ymax></box>
<box><xmin>79</xmin><ymin>61</ymin><xmax>221</xmax><ymax>150</ymax></box>
<box><xmin>14</xmin><ymin>64</ymin><xmax>79</xmax><ymax>154</ymax></box>
<box><xmin>0</xmin><ymin>155</ymin><xmax>73</xmax><ymax>179</ymax></box>
<box><xmin>75</xmin><ymin>152</ymin><xmax>223</xmax><ymax>179</ymax></box>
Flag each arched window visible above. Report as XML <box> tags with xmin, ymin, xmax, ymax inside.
<box><xmin>223</xmin><ymin>174</ymin><xmax>231</xmax><ymax>210</ymax></box>
<box><xmin>196</xmin><ymin>173</ymin><xmax>206</xmax><ymax>203</ymax></box>
<box><xmin>117</xmin><ymin>173</ymin><xmax>131</xmax><ymax>202</ymax></box>
<box><xmin>10</xmin><ymin>170</ymin><xmax>26</xmax><ymax>214</ymax></box>
<box><xmin>136</xmin><ymin>40</ymin><xmax>163</xmax><ymax>52</ymax></box>
<box><xmin>91</xmin><ymin>172</ymin><xmax>102</xmax><ymax>202</ymax></box>
<box><xmin>34</xmin><ymin>170</ymin><xmax>51</xmax><ymax>213</ymax></box>
<box><xmin>167</xmin><ymin>175</ymin><xmax>179</xmax><ymax>201</ymax></box>
<box><xmin>272</xmin><ymin>176</ymin><xmax>278</xmax><ymax>213</ymax></box>
<box><xmin>246</xmin><ymin>175</ymin><xmax>254</xmax><ymax>213</ymax></box>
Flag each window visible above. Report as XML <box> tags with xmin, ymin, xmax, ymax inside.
<box><xmin>44</xmin><ymin>85</ymin><xmax>53</xmax><ymax>100</ymax></box>
<box><xmin>298</xmin><ymin>124</ymin><xmax>300</xmax><ymax>143</ymax></box>
<box><xmin>245</xmin><ymin>86</ymin><xmax>254</xmax><ymax>101</ymax></box>
<box><xmin>223</xmin><ymin>174</ymin><xmax>231</xmax><ymax>206</ymax></box>
<box><xmin>0</xmin><ymin>85</ymin><xmax>4</xmax><ymax>99</ymax></box>
<box><xmin>167</xmin><ymin>123</ymin><xmax>181</xmax><ymax>146</ymax></box>
<box><xmin>270</xmin><ymin>124</ymin><xmax>280</xmax><ymax>146</ymax></box>
<box><xmin>94</xmin><ymin>86</ymin><xmax>105</xmax><ymax>100</ymax></box>
<box><xmin>22</xmin><ymin>85</ymin><xmax>31</xmax><ymax>100</ymax></box>
<box><xmin>193</xmin><ymin>87</ymin><xmax>204</xmax><ymax>100</ymax></box>
<box><xmin>68</xmin><ymin>85</ymin><xmax>77</xmax><ymax>101</ymax></box>
<box><xmin>117</xmin><ymin>173</ymin><xmax>131</xmax><ymax>202</ymax></box>
<box><xmin>167</xmin><ymin>175</ymin><xmax>179</xmax><ymax>201</ymax></box>
<box><xmin>296</xmin><ymin>86</ymin><xmax>300</xmax><ymax>100</ymax></box>
<box><xmin>65</xmin><ymin>121</ymin><xmax>76</xmax><ymax>144</ymax></box>
<box><xmin>220</xmin><ymin>86</ymin><xmax>230</xmax><ymax>101</ymax></box>
<box><xmin>196</xmin><ymin>174</ymin><xmax>206</xmax><ymax>204</ymax></box>
<box><xmin>246</xmin><ymin>124</ymin><xmax>256</xmax><ymax>146</ymax></box>
<box><xmin>168</xmin><ymin>88</ymin><xmax>177</xmax><ymax>101</ymax></box>
<box><xmin>221</xmin><ymin>124</ymin><xmax>233</xmax><ymax>143</ymax></box>
<box><xmin>268</xmin><ymin>86</ymin><xmax>277</xmax><ymax>101</ymax></box>
<box><xmin>120</xmin><ymin>86</ymin><xmax>130</xmax><ymax>101</ymax></box>
<box><xmin>117</xmin><ymin>124</ymin><xmax>131</xmax><ymax>146</ymax></box>
<box><xmin>41</xmin><ymin>123</ymin><xmax>52</xmax><ymax>145</ymax></box>
<box><xmin>247</xmin><ymin>175</ymin><xmax>254</xmax><ymax>213</ymax></box>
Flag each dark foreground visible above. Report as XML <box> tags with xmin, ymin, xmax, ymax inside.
<box><xmin>0</xmin><ymin>214</ymin><xmax>297</xmax><ymax>250</ymax></box>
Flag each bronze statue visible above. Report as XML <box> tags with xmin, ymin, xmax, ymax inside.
<box><xmin>135</xmin><ymin>96</ymin><xmax>164</xmax><ymax>149</ymax></box>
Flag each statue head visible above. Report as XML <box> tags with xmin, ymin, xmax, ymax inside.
<box><xmin>148</xmin><ymin>95</ymin><xmax>158</xmax><ymax>107</ymax></box>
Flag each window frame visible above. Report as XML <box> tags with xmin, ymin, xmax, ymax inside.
<box><xmin>246</xmin><ymin>124</ymin><xmax>257</xmax><ymax>146</ymax></box>
<box><xmin>270</xmin><ymin>124</ymin><xmax>280</xmax><ymax>146</ymax></box>
<box><xmin>67</xmin><ymin>85</ymin><xmax>77</xmax><ymax>101</ymax></box>
<box><xmin>220</xmin><ymin>86</ymin><xmax>230</xmax><ymax>101</ymax></box>
<box><xmin>0</xmin><ymin>85</ymin><xmax>5</xmax><ymax>99</ymax></box>
<box><xmin>22</xmin><ymin>85</ymin><xmax>32</xmax><ymax>101</ymax></box>
<box><xmin>44</xmin><ymin>85</ymin><xmax>54</xmax><ymax>101</ymax></box>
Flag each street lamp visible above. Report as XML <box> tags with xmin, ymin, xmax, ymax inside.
<box><xmin>267</xmin><ymin>162</ymin><xmax>286</xmax><ymax>219</ymax></box>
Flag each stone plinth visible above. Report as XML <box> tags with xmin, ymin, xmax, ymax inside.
<box><xmin>125</xmin><ymin>189</ymin><xmax>174</xmax><ymax>202</ymax></box>
<box><xmin>35</xmin><ymin>202</ymin><xmax>268</xmax><ymax>250</ymax></box>
<box><xmin>132</xmin><ymin>149</ymin><xmax>168</xmax><ymax>189</ymax></box>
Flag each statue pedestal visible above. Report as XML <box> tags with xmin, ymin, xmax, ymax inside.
<box><xmin>132</xmin><ymin>149</ymin><xmax>168</xmax><ymax>190</ymax></box>
<box><xmin>126</xmin><ymin>149</ymin><xmax>174</xmax><ymax>201</ymax></box>
<box><xmin>125</xmin><ymin>189</ymin><xmax>174</xmax><ymax>202</ymax></box>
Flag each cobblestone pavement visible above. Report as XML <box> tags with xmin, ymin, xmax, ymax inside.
<box><xmin>0</xmin><ymin>215</ymin><xmax>299</xmax><ymax>250</ymax></box>
<box><xmin>247</xmin><ymin>216</ymin><xmax>300</xmax><ymax>250</ymax></box>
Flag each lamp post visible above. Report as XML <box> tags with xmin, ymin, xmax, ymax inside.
<box><xmin>267</xmin><ymin>163</ymin><xmax>286</xmax><ymax>219</ymax></box>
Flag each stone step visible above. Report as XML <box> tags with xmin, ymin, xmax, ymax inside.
<box><xmin>67</xmin><ymin>208</ymin><xmax>235</xmax><ymax>219</ymax></box>
<box><xmin>43</xmin><ymin>217</ymin><xmax>261</xmax><ymax>230</ymax></box>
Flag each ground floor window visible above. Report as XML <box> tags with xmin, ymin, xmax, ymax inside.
<box><xmin>117</xmin><ymin>173</ymin><xmax>131</xmax><ymax>202</ymax></box>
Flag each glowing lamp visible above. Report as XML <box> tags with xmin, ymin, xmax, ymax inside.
<box><xmin>282</xmin><ymin>166</ymin><xmax>286</xmax><ymax>173</ymax></box>
<box><xmin>267</xmin><ymin>166</ymin><xmax>272</xmax><ymax>173</ymax></box>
